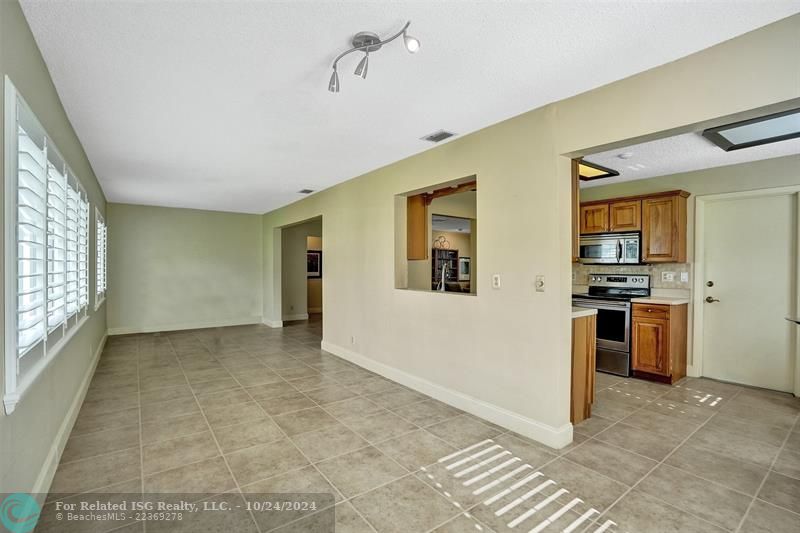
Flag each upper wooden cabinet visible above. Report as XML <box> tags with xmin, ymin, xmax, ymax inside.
<box><xmin>580</xmin><ymin>204</ymin><xmax>609</xmax><ymax>234</ymax></box>
<box><xmin>609</xmin><ymin>200</ymin><xmax>641</xmax><ymax>232</ymax></box>
<box><xmin>642</xmin><ymin>192</ymin><xmax>688</xmax><ymax>263</ymax></box>
<box><xmin>407</xmin><ymin>195</ymin><xmax>428</xmax><ymax>260</ymax></box>
<box><xmin>579</xmin><ymin>190</ymin><xmax>689</xmax><ymax>263</ymax></box>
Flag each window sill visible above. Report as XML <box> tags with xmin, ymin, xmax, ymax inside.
<box><xmin>395</xmin><ymin>288</ymin><xmax>477</xmax><ymax>296</ymax></box>
<box><xmin>3</xmin><ymin>314</ymin><xmax>90</xmax><ymax>415</ymax></box>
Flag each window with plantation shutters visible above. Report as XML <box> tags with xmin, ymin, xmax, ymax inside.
<box><xmin>4</xmin><ymin>78</ymin><xmax>92</xmax><ymax>414</ymax></box>
<box><xmin>78</xmin><ymin>197</ymin><xmax>89</xmax><ymax>308</ymax></box>
<box><xmin>96</xmin><ymin>209</ymin><xmax>107</xmax><ymax>305</ymax></box>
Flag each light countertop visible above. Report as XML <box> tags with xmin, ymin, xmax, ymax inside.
<box><xmin>572</xmin><ymin>307</ymin><xmax>598</xmax><ymax>319</ymax></box>
<box><xmin>631</xmin><ymin>296</ymin><xmax>690</xmax><ymax>306</ymax></box>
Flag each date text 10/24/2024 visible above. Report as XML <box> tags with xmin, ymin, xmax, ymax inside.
<box><xmin>52</xmin><ymin>499</ymin><xmax>321</xmax><ymax>513</ymax></box>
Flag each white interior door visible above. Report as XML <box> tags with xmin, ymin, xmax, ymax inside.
<box><xmin>702</xmin><ymin>192</ymin><xmax>797</xmax><ymax>392</ymax></box>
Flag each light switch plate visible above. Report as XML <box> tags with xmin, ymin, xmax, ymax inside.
<box><xmin>492</xmin><ymin>274</ymin><xmax>501</xmax><ymax>289</ymax></box>
<box><xmin>680</xmin><ymin>272</ymin><xmax>689</xmax><ymax>283</ymax></box>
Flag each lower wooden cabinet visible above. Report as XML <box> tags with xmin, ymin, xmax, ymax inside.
<box><xmin>571</xmin><ymin>313</ymin><xmax>596</xmax><ymax>424</ymax></box>
<box><xmin>632</xmin><ymin>303</ymin><xmax>687</xmax><ymax>384</ymax></box>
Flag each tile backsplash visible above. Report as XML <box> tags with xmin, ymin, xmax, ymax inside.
<box><xmin>572</xmin><ymin>263</ymin><xmax>692</xmax><ymax>290</ymax></box>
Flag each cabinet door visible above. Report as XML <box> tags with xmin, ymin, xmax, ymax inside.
<box><xmin>609</xmin><ymin>200</ymin><xmax>641</xmax><ymax>231</ymax></box>
<box><xmin>580</xmin><ymin>204</ymin><xmax>609</xmax><ymax>234</ymax></box>
<box><xmin>642</xmin><ymin>195</ymin><xmax>686</xmax><ymax>262</ymax></box>
<box><xmin>632</xmin><ymin>316</ymin><xmax>670</xmax><ymax>375</ymax></box>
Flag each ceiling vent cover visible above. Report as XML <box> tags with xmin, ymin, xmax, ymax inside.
<box><xmin>298</xmin><ymin>189</ymin><xmax>314</xmax><ymax>194</ymax></box>
<box><xmin>421</xmin><ymin>130</ymin><xmax>456</xmax><ymax>143</ymax></box>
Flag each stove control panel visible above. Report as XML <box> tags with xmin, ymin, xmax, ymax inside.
<box><xmin>588</xmin><ymin>274</ymin><xmax>650</xmax><ymax>288</ymax></box>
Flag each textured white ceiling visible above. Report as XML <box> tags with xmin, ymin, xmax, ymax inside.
<box><xmin>581</xmin><ymin>132</ymin><xmax>800</xmax><ymax>188</ymax></box>
<box><xmin>433</xmin><ymin>215</ymin><xmax>471</xmax><ymax>234</ymax></box>
<box><xmin>19</xmin><ymin>1</ymin><xmax>800</xmax><ymax>214</ymax></box>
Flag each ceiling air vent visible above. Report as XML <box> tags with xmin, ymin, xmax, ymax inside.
<box><xmin>298</xmin><ymin>189</ymin><xmax>314</xmax><ymax>194</ymax></box>
<box><xmin>421</xmin><ymin>130</ymin><xmax>456</xmax><ymax>143</ymax></box>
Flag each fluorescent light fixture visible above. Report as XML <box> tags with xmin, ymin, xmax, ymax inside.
<box><xmin>578</xmin><ymin>160</ymin><xmax>619</xmax><ymax>181</ymax></box>
<box><xmin>702</xmin><ymin>108</ymin><xmax>800</xmax><ymax>151</ymax></box>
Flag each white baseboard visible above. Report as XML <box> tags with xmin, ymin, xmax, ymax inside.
<box><xmin>263</xmin><ymin>319</ymin><xmax>283</xmax><ymax>328</ymax></box>
<box><xmin>308</xmin><ymin>307</ymin><xmax>322</xmax><ymax>314</ymax></box>
<box><xmin>107</xmin><ymin>317</ymin><xmax>261</xmax><ymax>335</ymax></box>
<box><xmin>282</xmin><ymin>313</ymin><xmax>309</xmax><ymax>321</ymax></box>
<box><xmin>32</xmin><ymin>332</ymin><xmax>107</xmax><ymax>495</ymax></box>
<box><xmin>320</xmin><ymin>341</ymin><xmax>573</xmax><ymax>449</ymax></box>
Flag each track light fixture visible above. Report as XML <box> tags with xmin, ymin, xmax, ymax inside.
<box><xmin>328</xmin><ymin>21</ymin><xmax>419</xmax><ymax>92</ymax></box>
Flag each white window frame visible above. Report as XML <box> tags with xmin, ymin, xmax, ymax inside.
<box><xmin>4</xmin><ymin>77</ymin><xmax>91</xmax><ymax>414</ymax></box>
<box><xmin>95</xmin><ymin>208</ymin><xmax>107</xmax><ymax>309</ymax></box>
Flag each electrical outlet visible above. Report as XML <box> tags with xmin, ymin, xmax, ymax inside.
<box><xmin>535</xmin><ymin>275</ymin><xmax>545</xmax><ymax>293</ymax></box>
<box><xmin>350</xmin><ymin>336</ymin><xmax>356</xmax><ymax>345</ymax></box>
<box><xmin>492</xmin><ymin>274</ymin><xmax>501</xmax><ymax>289</ymax></box>
<box><xmin>661</xmin><ymin>271</ymin><xmax>675</xmax><ymax>282</ymax></box>
<box><xmin>680</xmin><ymin>272</ymin><xmax>689</xmax><ymax>283</ymax></box>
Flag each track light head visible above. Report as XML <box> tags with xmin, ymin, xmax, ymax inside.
<box><xmin>328</xmin><ymin>69</ymin><xmax>340</xmax><ymax>93</ymax></box>
<box><xmin>403</xmin><ymin>32</ymin><xmax>420</xmax><ymax>53</ymax></box>
<box><xmin>354</xmin><ymin>53</ymin><xmax>369</xmax><ymax>79</ymax></box>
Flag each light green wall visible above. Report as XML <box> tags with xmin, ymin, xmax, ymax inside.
<box><xmin>260</xmin><ymin>15</ymin><xmax>800</xmax><ymax>447</ymax></box>
<box><xmin>106</xmin><ymin>203</ymin><xmax>263</xmax><ymax>334</ymax></box>
<box><xmin>0</xmin><ymin>0</ymin><xmax>107</xmax><ymax>493</ymax></box>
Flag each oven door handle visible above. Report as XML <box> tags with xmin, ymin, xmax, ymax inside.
<box><xmin>573</xmin><ymin>298</ymin><xmax>630</xmax><ymax>309</ymax></box>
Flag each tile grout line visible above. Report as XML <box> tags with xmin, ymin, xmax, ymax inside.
<box><xmin>196</xmin><ymin>331</ymin><xmax>381</xmax><ymax>533</ymax></box>
<box><xmin>468</xmin><ymin>378</ymin><xmax>725</xmax><ymax>532</ymax></box>
<box><xmin>733</xmin><ymin>411</ymin><xmax>800</xmax><ymax>533</ymax></box>
<box><xmin>136</xmin><ymin>339</ymin><xmax>146</xmax><ymax>533</ymax></box>
<box><xmin>164</xmin><ymin>335</ymin><xmax>265</xmax><ymax>533</ymax></box>
<box><xmin>581</xmin><ymin>385</ymin><xmax>745</xmax><ymax>532</ymax></box>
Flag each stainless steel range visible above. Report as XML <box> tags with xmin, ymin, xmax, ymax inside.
<box><xmin>572</xmin><ymin>274</ymin><xmax>650</xmax><ymax>377</ymax></box>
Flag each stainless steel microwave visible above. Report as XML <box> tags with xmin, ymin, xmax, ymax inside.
<box><xmin>579</xmin><ymin>232</ymin><xmax>640</xmax><ymax>264</ymax></box>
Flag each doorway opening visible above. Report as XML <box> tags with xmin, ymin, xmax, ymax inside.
<box><xmin>569</xmin><ymin>101</ymin><xmax>800</xmax><ymax>395</ymax></box>
<box><xmin>279</xmin><ymin>215</ymin><xmax>323</xmax><ymax>338</ymax></box>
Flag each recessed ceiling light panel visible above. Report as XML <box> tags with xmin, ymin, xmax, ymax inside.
<box><xmin>702</xmin><ymin>108</ymin><xmax>800</xmax><ymax>151</ymax></box>
<box><xmin>578</xmin><ymin>160</ymin><xmax>619</xmax><ymax>181</ymax></box>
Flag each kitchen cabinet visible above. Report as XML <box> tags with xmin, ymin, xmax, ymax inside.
<box><xmin>571</xmin><ymin>311</ymin><xmax>596</xmax><ymax>423</ymax></box>
<box><xmin>579</xmin><ymin>190</ymin><xmax>688</xmax><ymax>263</ymax></box>
<box><xmin>407</xmin><ymin>194</ymin><xmax>428</xmax><ymax>260</ymax></box>
<box><xmin>580</xmin><ymin>204</ymin><xmax>609</xmax><ymax>234</ymax></box>
<box><xmin>642</xmin><ymin>192</ymin><xmax>688</xmax><ymax>263</ymax></box>
<box><xmin>632</xmin><ymin>303</ymin><xmax>687</xmax><ymax>384</ymax></box>
<box><xmin>609</xmin><ymin>200</ymin><xmax>641</xmax><ymax>231</ymax></box>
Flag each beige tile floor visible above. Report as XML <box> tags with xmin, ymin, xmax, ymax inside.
<box><xmin>43</xmin><ymin>317</ymin><xmax>799</xmax><ymax>533</ymax></box>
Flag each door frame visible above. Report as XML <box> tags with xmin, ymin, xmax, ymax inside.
<box><xmin>692</xmin><ymin>185</ymin><xmax>800</xmax><ymax>395</ymax></box>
